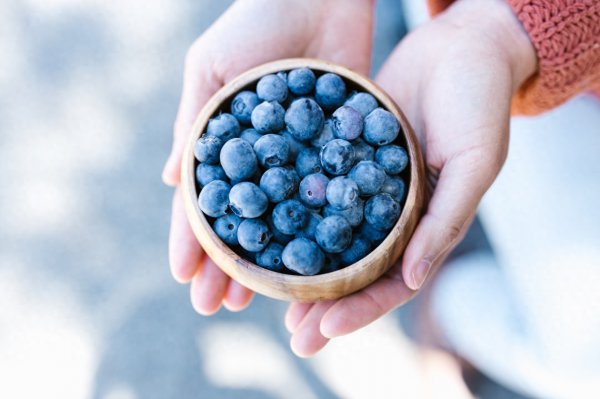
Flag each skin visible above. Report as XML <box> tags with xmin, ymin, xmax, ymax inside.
<box><xmin>163</xmin><ymin>0</ymin><xmax>537</xmax><ymax>355</ymax></box>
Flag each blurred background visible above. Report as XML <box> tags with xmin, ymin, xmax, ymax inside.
<box><xmin>3</xmin><ymin>0</ymin><xmax>597</xmax><ymax>398</ymax></box>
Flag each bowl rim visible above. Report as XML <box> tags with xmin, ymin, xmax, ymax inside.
<box><xmin>181</xmin><ymin>58</ymin><xmax>425</xmax><ymax>301</ymax></box>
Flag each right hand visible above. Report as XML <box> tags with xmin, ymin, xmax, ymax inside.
<box><xmin>162</xmin><ymin>0</ymin><xmax>375</xmax><ymax>315</ymax></box>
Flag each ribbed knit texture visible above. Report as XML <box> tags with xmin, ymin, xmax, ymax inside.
<box><xmin>427</xmin><ymin>0</ymin><xmax>600</xmax><ymax>115</ymax></box>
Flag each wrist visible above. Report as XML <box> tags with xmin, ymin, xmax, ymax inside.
<box><xmin>442</xmin><ymin>0</ymin><xmax>538</xmax><ymax>93</ymax></box>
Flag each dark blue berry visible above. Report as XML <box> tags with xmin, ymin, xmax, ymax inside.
<box><xmin>287</xmin><ymin>67</ymin><xmax>316</xmax><ymax>95</ymax></box>
<box><xmin>323</xmin><ymin>198</ymin><xmax>364</xmax><ymax>227</ymax></box>
<box><xmin>344</xmin><ymin>92</ymin><xmax>378</xmax><ymax>118</ymax></box>
<box><xmin>298</xmin><ymin>173</ymin><xmax>329</xmax><ymax>208</ymax></box>
<box><xmin>365</xmin><ymin>193</ymin><xmax>401</xmax><ymax>231</ymax></box>
<box><xmin>267</xmin><ymin>214</ymin><xmax>294</xmax><ymax>245</ymax></box>
<box><xmin>259</xmin><ymin>167</ymin><xmax>297</xmax><ymax>203</ymax></box>
<box><xmin>213</xmin><ymin>214</ymin><xmax>242</xmax><ymax>245</ymax></box>
<box><xmin>280</xmin><ymin>129</ymin><xmax>307</xmax><ymax>162</ymax></box>
<box><xmin>253</xmin><ymin>134</ymin><xmax>289</xmax><ymax>167</ymax></box>
<box><xmin>282</xmin><ymin>238</ymin><xmax>324</xmax><ymax>275</ymax></box>
<box><xmin>194</xmin><ymin>135</ymin><xmax>223</xmax><ymax>164</ymax></box>
<box><xmin>195</xmin><ymin>163</ymin><xmax>226</xmax><ymax>187</ymax></box>
<box><xmin>310</xmin><ymin>118</ymin><xmax>335</xmax><ymax>148</ymax></box>
<box><xmin>375</xmin><ymin>145</ymin><xmax>409</xmax><ymax>174</ymax></box>
<box><xmin>272</xmin><ymin>199</ymin><xmax>309</xmax><ymax>235</ymax></box>
<box><xmin>239</xmin><ymin>128</ymin><xmax>262</xmax><ymax>146</ymax></box>
<box><xmin>320</xmin><ymin>139</ymin><xmax>355</xmax><ymax>175</ymax></box>
<box><xmin>198</xmin><ymin>180</ymin><xmax>231</xmax><ymax>218</ymax></box>
<box><xmin>251</xmin><ymin>101</ymin><xmax>285</xmax><ymax>133</ymax></box>
<box><xmin>237</xmin><ymin>219</ymin><xmax>272</xmax><ymax>252</ymax></box>
<box><xmin>315</xmin><ymin>73</ymin><xmax>346</xmax><ymax>110</ymax></box>
<box><xmin>380</xmin><ymin>175</ymin><xmax>406</xmax><ymax>203</ymax></box>
<box><xmin>358</xmin><ymin>222</ymin><xmax>388</xmax><ymax>246</ymax></box>
<box><xmin>231</xmin><ymin>91</ymin><xmax>260</xmax><ymax>124</ymax></box>
<box><xmin>296</xmin><ymin>212</ymin><xmax>323</xmax><ymax>241</ymax></box>
<box><xmin>331</xmin><ymin>106</ymin><xmax>363</xmax><ymax>141</ymax></box>
<box><xmin>296</xmin><ymin>147</ymin><xmax>323</xmax><ymax>177</ymax></box>
<box><xmin>321</xmin><ymin>253</ymin><xmax>342</xmax><ymax>274</ymax></box>
<box><xmin>349</xmin><ymin>161</ymin><xmax>386</xmax><ymax>195</ymax></box>
<box><xmin>228</xmin><ymin>182</ymin><xmax>268</xmax><ymax>218</ymax></box>
<box><xmin>284</xmin><ymin>98</ymin><xmax>325</xmax><ymax>141</ymax></box>
<box><xmin>315</xmin><ymin>215</ymin><xmax>352</xmax><ymax>253</ymax></box>
<box><xmin>207</xmin><ymin>113</ymin><xmax>240</xmax><ymax>142</ymax></box>
<box><xmin>326</xmin><ymin>176</ymin><xmax>359</xmax><ymax>210</ymax></box>
<box><xmin>363</xmin><ymin>108</ymin><xmax>400</xmax><ymax>146</ymax></box>
<box><xmin>220</xmin><ymin>138</ymin><xmax>258</xmax><ymax>181</ymax></box>
<box><xmin>340</xmin><ymin>235</ymin><xmax>372</xmax><ymax>265</ymax></box>
<box><xmin>256</xmin><ymin>74</ymin><xmax>288</xmax><ymax>103</ymax></box>
<box><xmin>256</xmin><ymin>242</ymin><xmax>285</xmax><ymax>272</ymax></box>
<box><xmin>352</xmin><ymin>139</ymin><xmax>375</xmax><ymax>162</ymax></box>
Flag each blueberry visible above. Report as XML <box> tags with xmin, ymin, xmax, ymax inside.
<box><xmin>358</xmin><ymin>222</ymin><xmax>389</xmax><ymax>246</ymax></box>
<box><xmin>259</xmin><ymin>166</ymin><xmax>297</xmax><ymax>203</ymax></box>
<box><xmin>295</xmin><ymin>147</ymin><xmax>323</xmax><ymax>177</ymax></box>
<box><xmin>315</xmin><ymin>215</ymin><xmax>352</xmax><ymax>253</ymax></box>
<box><xmin>284</xmin><ymin>98</ymin><xmax>325</xmax><ymax>141</ymax></box>
<box><xmin>267</xmin><ymin>214</ymin><xmax>294</xmax><ymax>245</ymax></box>
<box><xmin>194</xmin><ymin>135</ymin><xmax>223</xmax><ymax>164</ymax></box>
<box><xmin>195</xmin><ymin>163</ymin><xmax>226</xmax><ymax>187</ymax></box>
<box><xmin>380</xmin><ymin>175</ymin><xmax>406</xmax><ymax>203</ymax></box>
<box><xmin>365</xmin><ymin>193</ymin><xmax>401</xmax><ymax>231</ymax></box>
<box><xmin>237</xmin><ymin>219</ymin><xmax>272</xmax><ymax>252</ymax></box>
<box><xmin>340</xmin><ymin>235</ymin><xmax>372</xmax><ymax>265</ymax></box>
<box><xmin>231</xmin><ymin>91</ymin><xmax>260</xmax><ymax>124</ymax></box>
<box><xmin>331</xmin><ymin>106</ymin><xmax>363</xmax><ymax>141</ymax></box>
<box><xmin>220</xmin><ymin>138</ymin><xmax>258</xmax><ymax>181</ymax></box>
<box><xmin>240</xmin><ymin>128</ymin><xmax>262</xmax><ymax>146</ymax></box>
<box><xmin>256</xmin><ymin>242</ymin><xmax>285</xmax><ymax>272</ymax></box>
<box><xmin>296</xmin><ymin>212</ymin><xmax>323</xmax><ymax>241</ymax></box>
<box><xmin>256</xmin><ymin>74</ymin><xmax>288</xmax><ymax>103</ymax></box>
<box><xmin>253</xmin><ymin>134</ymin><xmax>289</xmax><ymax>167</ymax></box>
<box><xmin>363</xmin><ymin>108</ymin><xmax>400</xmax><ymax>146</ymax></box>
<box><xmin>280</xmin><ymin>129</ymin><xmax>307</xmax><ymax>162</ymax></box>
<box><xmin>207</xmin><ymin>113</ymin><xmax>240</xmax><ymax>142</ymax></box>
<box><xmin>228</xmin><ymin>182</ymin><xmax>268</xmax><ymax>218</ymax></box>
<box><xmin>349</xmin><ymin>161</ymin><xmax>386</xmax><ymax>195</ymax></box>
<box><xmin>323</xmin><ymin>197</ymin><xmax>364</xmax><ymax>227</ymax></box>
<box><xmin>198</xmin><ymin>180</ymin><xmax>231</xmax><ymax>218</ymax></box>
<box><xmin>326</xmin><ymin>176</ymin><xmax>359</xmax><ymax>210</ymax></box>
<box><xmin>251</xmin><ymin>101</ymin><xmax>285</xmax><ymax>133</ymax></box>
<box><xmin>352</xmin><ymin>139</ymin><xmax>375</xmax><ymax>162</ymax></box>
<box><xmin>298</xmin><ymin>173</ymin><xmax>329</xmax><ymax>208</ymax></box>
<box><xmin>344</xmin><ymin>92</ymin><xmax>378</xmax><ymax>118</ymax></box>
<box><xmin>310</xmin><ymin>118</ymin><xmax>335</xmax><ymax>148</ymax></box>
<box><xmin>282</xmin><ymin>238</ymin><xmax>325</xmax><ymax>275</ymax></box>
<box><xmin>320</xmin><ymin>139</ymin><xmax>355</xmax><ymax>175</ymax></box>
<box><xmin>272</xmin><ymin>199</ymin><xmax>309</xmax><ymax>235</ymax></box>
<box><xmin>321</xmin><ymin>253</ymin><xmax>342</xmax><ymax>274</ymax></box>
<box><xmin>287</xmin><ymin>67</ymin><xmax>316</xmax><ymax>95</ymax></box>
<box><xmin>375</xmin><ymin>145</ymin><xmax>409</xmax><ymax>174</ymax></box>
<box><xmin>315</xmin><ymin>73</ymin><xmax>346</xmax><ymax>110</ymax></box>
<box><xmin>213</xmin><ymin>214</ymin><xmax>242</xmax><ymax>245</ymax></box>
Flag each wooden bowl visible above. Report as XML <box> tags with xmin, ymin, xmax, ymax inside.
<box><xmin>181</xmin><ymin>58</ymin><xmax>425</xmax><ymax>302</ymax></box>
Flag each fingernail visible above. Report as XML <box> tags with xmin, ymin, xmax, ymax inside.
<box><xmin>161</xmin><ymin>157</ymin><xmax>176</xmax><ymax>186</ymax></box>
<box><xmin>411</xmin><ymin>259</ymin><xmax>432</xmax><ymax>290</ymax></box>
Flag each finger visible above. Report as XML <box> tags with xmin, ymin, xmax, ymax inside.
<box><xmin>223</xmin><ymin>280</ymin><xmax>254</xmax><ymax>312</ymax></box>
<box><xmin>285</xmin><ymin>302</ymin><xmax>314</xmax><ymax>333</ymax></box>
<box><xmin>402</xmin><ymin>151</ymin><xmax>498</xmax><ymax>290</ymax></box>
<box><xmin>169</xmin><ymin>188</ymin><xmax>203</xmax><ymax>283</ymax></box>
<box><xmin>320</xmin><ymin>268</ymin><xmax>415</xmax><ymax>338</ymax></box>
<box><xmin>190</xmin><ymin>256</ymin><xmax>230</xmax><ymax>315</ymax></box>
<box><xmin>290</xmin><ymin>300</ymin><xmax>335</xmax><ymax>357</ymax></box>
<box><xmin>162</xmin><ymin>45</ymin><xmax>223</xmax><ymax>187</ymax></box>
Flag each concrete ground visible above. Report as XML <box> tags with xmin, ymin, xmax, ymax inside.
<box><xmin>0</xmin><ymin>1</ymin><xmax>526</xmax><ymax>398</ymax></box>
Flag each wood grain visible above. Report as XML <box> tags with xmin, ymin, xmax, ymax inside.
<box><xmin>181</xmin><ymin>58</ymin><xmax>426</xmax><ymax>302</ymax></box>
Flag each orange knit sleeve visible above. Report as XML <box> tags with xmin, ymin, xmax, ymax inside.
<box><xmin>426</xmin><ymin>0</ymin><xmax>600</xmax><ymax>115</ymax></box>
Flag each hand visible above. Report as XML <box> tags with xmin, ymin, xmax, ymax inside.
<box><xmin>286</xmin><ymin>0</ymin><xmax>537</xmax><ymax>356</ymax></box>
<box><xmin>162</xmin><ymin>0</ymin><xmax>375</xmax><ymax>315</ymax></box>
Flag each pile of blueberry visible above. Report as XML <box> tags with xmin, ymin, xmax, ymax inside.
<box><xmin>195</xmin><ymin>67</ymin><xmax>409</xmax><ymax>276</ymax></box>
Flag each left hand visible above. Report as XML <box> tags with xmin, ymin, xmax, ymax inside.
<box><xmin>285</xmin><ymin>0</ymin><xmax>537</xmax><ymax>357</ymax></box>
